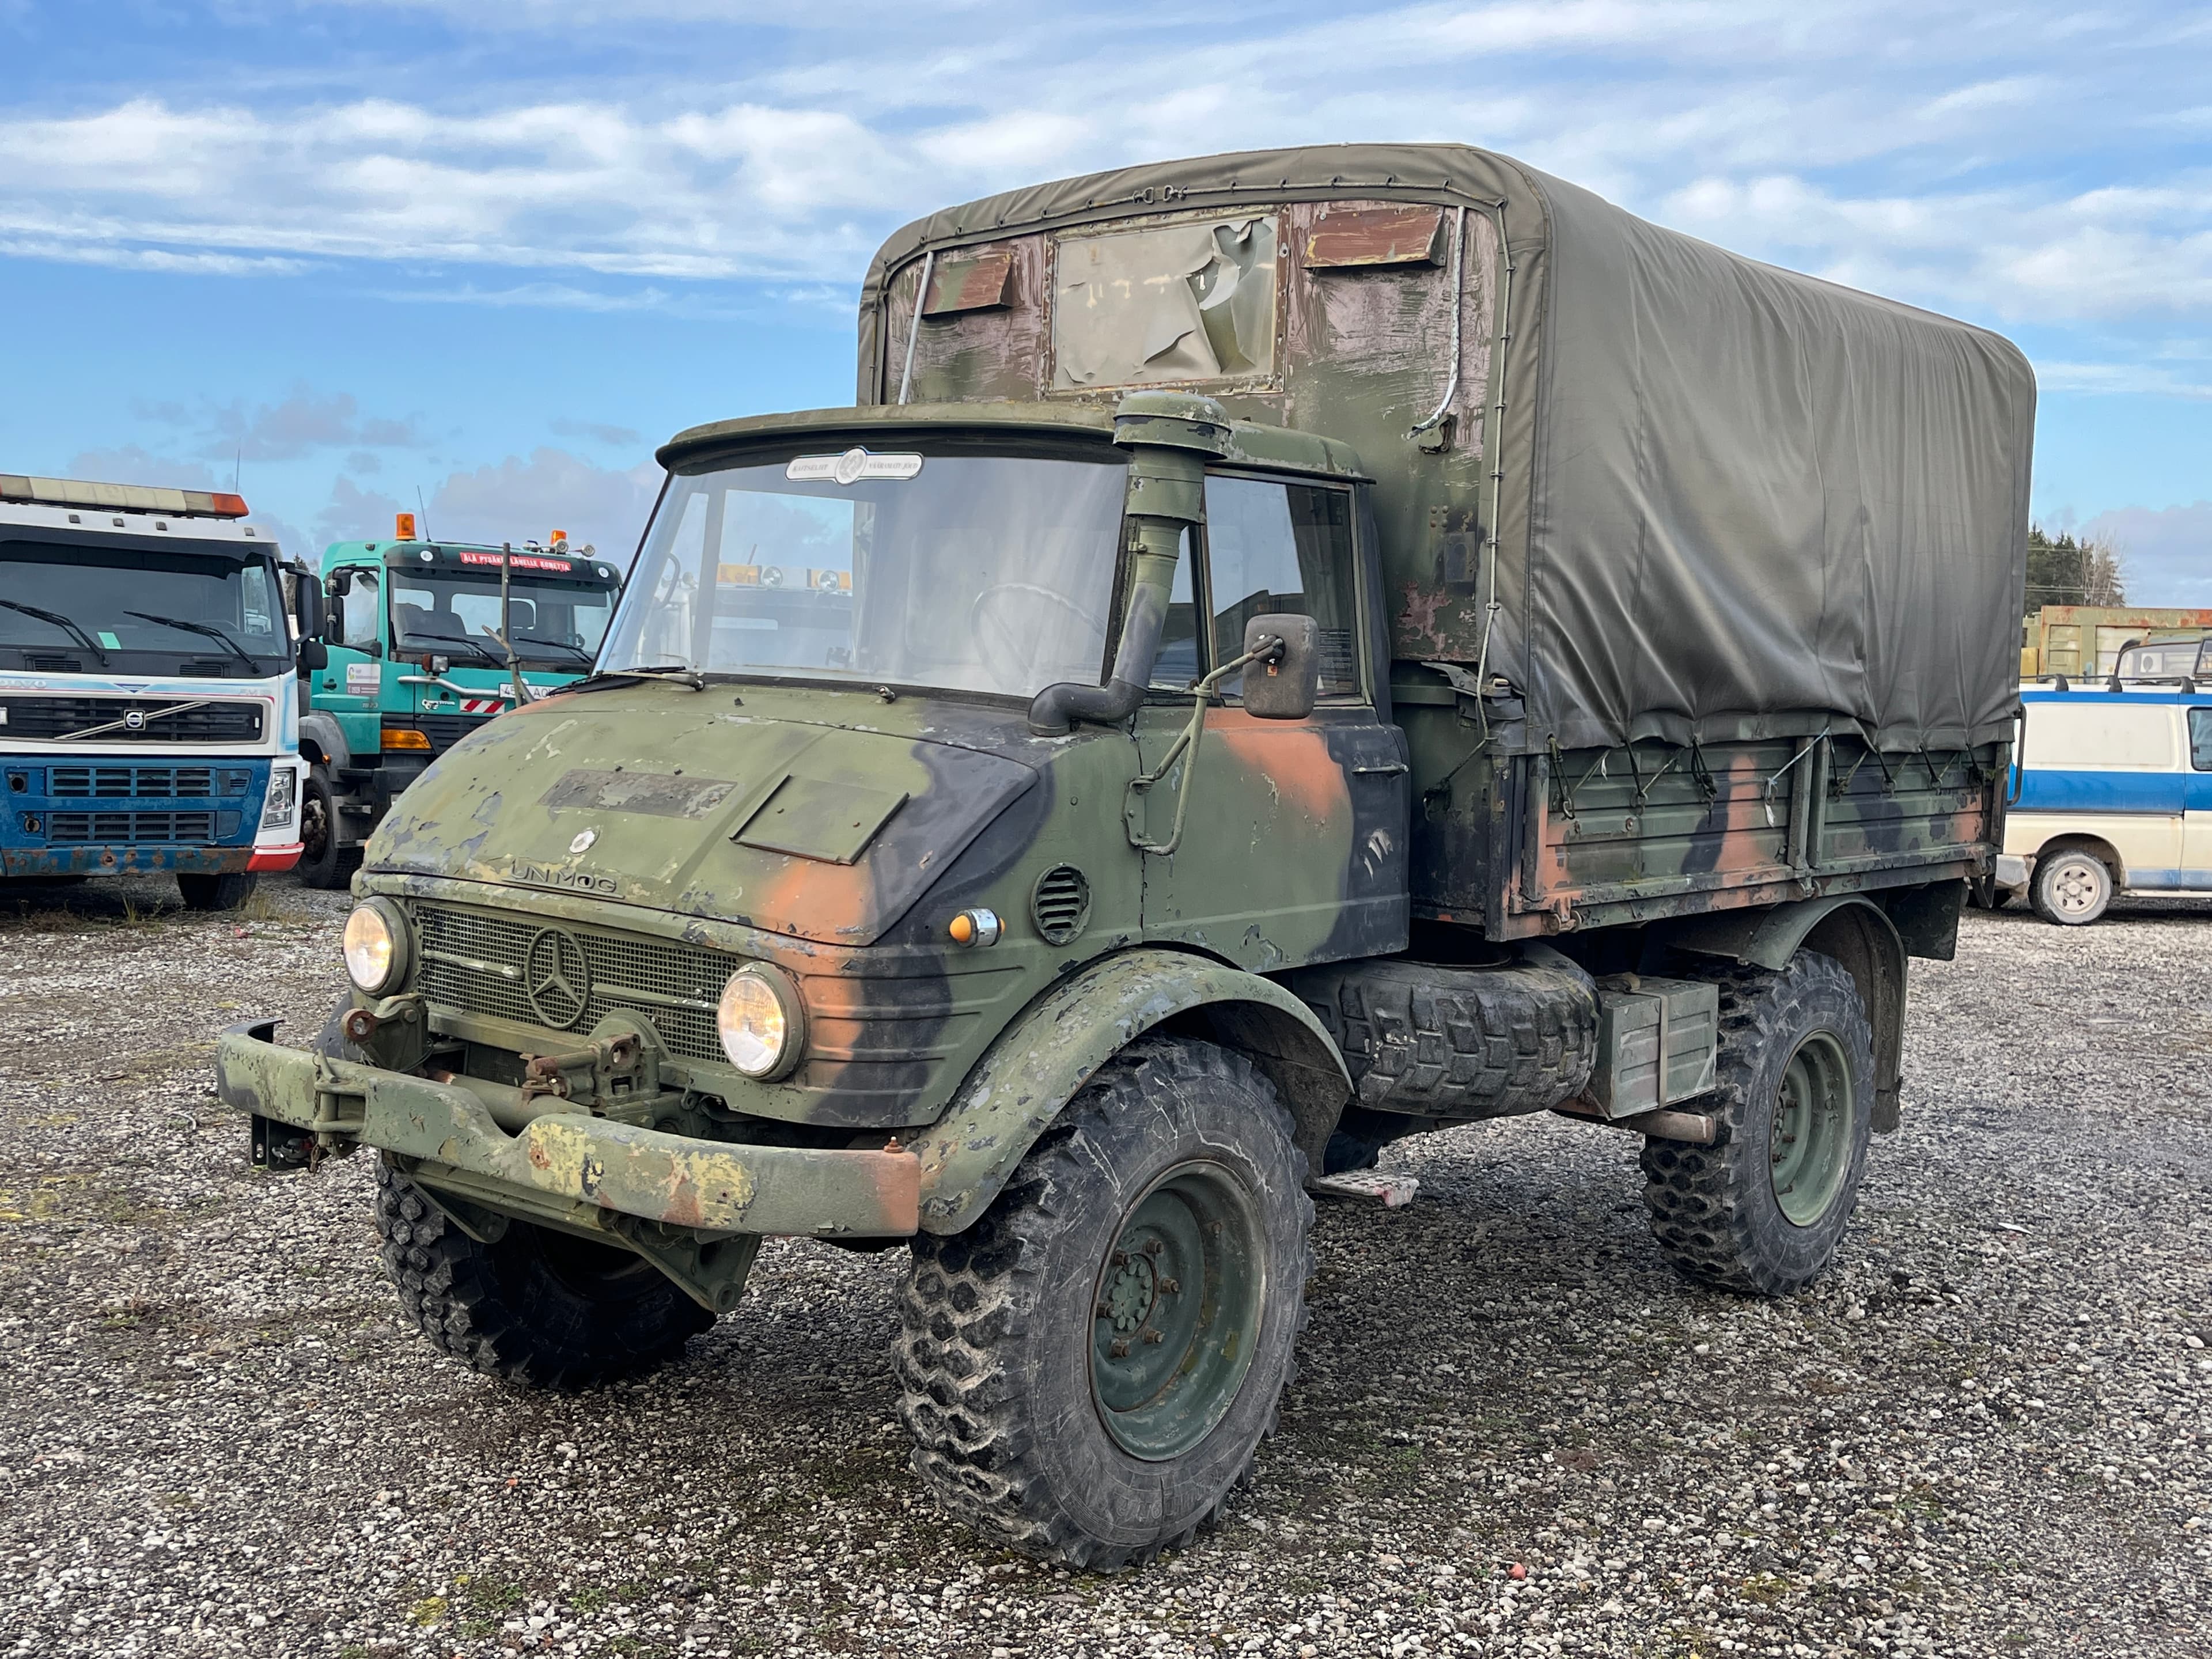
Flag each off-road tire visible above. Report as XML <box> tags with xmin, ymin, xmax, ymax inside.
<box><xmin>1641</xmin><ymin>950</ymin><xmax>1873</xmax><ymax>1296</ymax></box>
<box><xmin>2030</xmin><ymin>847</ymin><xmax>2112</xmax><ymax>926</ymax></box>
<box><xmin>1295</xmin><ymin>955</ymin><xmax>1597</xmax><ymax>1122</ymax></box>
<box><xmin>296</xmin><ymin>763</ymin><xmax>361</xmax><ymax>891</ymax></box>
<box><xmin>177</xmin><ymin>870</ymin><xmax>257</xmax><ymax>911</ymax></box>
<box><xmin>372</xmin><ymin>1158</ymin><xmax>714</xmax><ymax>1389</ymax></box>
<box><xmin>895</xmin><ymin>1037</ymin><xmax>1312</xmax><ymax>1570</ymax></box>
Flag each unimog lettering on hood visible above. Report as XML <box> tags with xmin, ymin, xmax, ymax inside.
<box><xmin>214</xmin><ymin>141</ymin><xmax>2029</xmax><ymax>1574</ymax></box>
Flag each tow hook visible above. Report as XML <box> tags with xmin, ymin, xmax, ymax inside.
<box><xmin>340</xmin><ymin>994</ymin><xmax>423</xmax><ymax>1047</ymax></box>
<box><xmin>520</xmin><ymin>1032</ymin><xmax>643</xmax><ymax>1101</ymax></box>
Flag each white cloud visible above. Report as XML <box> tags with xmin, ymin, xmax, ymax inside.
<box><xmin>426</xmin><ymin>449</ymin><xmax>662</xmax><ymax>562</ymax></box>
<box><xmin>2079</xmin><ymin>501</ymin><xmax>2212</xmax><ymax>607</ymax></box>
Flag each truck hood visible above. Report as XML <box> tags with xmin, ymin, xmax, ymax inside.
<box><xmin>363</xmin><ymin>685</ymin><xmax>1041</xmax><ymax>945</ymax></box>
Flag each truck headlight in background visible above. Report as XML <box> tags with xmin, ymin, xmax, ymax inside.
<box><xmin>260</xmin><ymin>766</ymin><xmax>297</xmax><ymax>831</ymax></box>
<box><xmin>342</xmin><ymin>899</ymin><xmax>411</xmax><ymax>994</ymax></box>
<box><xmin>717</xmin><ymin>964</ymin><xmax>806</xmax><ymax>1080</ymax></box>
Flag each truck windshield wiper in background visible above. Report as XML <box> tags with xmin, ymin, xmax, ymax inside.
<box><xmin>0</xmin><ymin>598</ymin><xmax>111</xmax><ymax>665</ymax></box>
<box><xmin>397</xmin><ymin>626</ymin><xmax>506</xmax><ymax>667</ymax></box>
<box><xmin>507</xmin><ymin>632</ymin><xmax>594</xmax><ymax>667</ymax></box>
<box><xmin>122</xmin><ymin>611</ymin><xmax>257</xmax><ymax>671</ymax></box>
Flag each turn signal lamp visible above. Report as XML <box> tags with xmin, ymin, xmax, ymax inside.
<box><xmin>948</xmin><ymin>908</ymin><xmax>1002</xmax><ymax>947</ymax></box>
<box><xmin>381</xmin><ymin>728</ymin><xmax>433</xmax><ymax>751</ymax></box>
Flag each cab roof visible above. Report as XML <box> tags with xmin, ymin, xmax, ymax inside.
<box><xmin>659</xmin><ymin>401</ymin><xmax>1366</xmax><ymax>482</ymax></box>
<box><xmin>322</xmin><ymin>539</ymin><xmax>623</xmax><ymax>584</ymax></box>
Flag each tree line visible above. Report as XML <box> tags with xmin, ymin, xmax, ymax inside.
<box><xmin>2024</xmin><ymin>526</ymin><xmax>2126</xmax><ymax>618</ymax></box>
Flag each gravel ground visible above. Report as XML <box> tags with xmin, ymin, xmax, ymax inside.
<box><xmin>1</xmin><ymin>875</ymin><xmax>2206</xmax><ymax>1659</ymax></box>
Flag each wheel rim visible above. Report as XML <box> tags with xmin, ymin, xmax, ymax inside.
<box><xmin>301</xmin><ymin>783</ymin><xmax>329</xmax><ymax>862</ymax></box>
<box><xmin>1769</xmin><ymin>1031</ymin><xmax>1852</xmax><ymax>1227</ymax></box>
<box><xmin>2050</xmin><ymin>857</ymin><xmax>2105</xmax><ymax>916</ymax></box>
<box><xmin>1089</xmin><ymin>1160</ymin><xmax>1265</xmax><ymax>1461</ymax></box>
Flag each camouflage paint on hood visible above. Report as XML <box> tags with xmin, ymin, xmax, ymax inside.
<box><xmin>365</xmin><ymin>683</ymin><xmax>1039</xmax><ymax>946</ymax></box>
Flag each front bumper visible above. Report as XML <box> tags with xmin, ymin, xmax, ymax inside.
<box><xmin>213</xmin><ymin>1025</ymin><xmax>919</xmax><ymax>1238</ymax></box>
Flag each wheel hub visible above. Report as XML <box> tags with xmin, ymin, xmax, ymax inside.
<box><xmin>1770</xmin><ymin>1029</ymin><xmax>1851</xmax><ymax>1228</ymax></box>
<box><xmin>1089</xmin><ymin>1161</ymin><xmax>1262</xmax><ymax>1461</ymax></box>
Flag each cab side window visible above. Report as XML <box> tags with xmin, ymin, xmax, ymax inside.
<box><xmin>1202</xmin><ymin>476</ymin><xmax>1360</xmax><ymax>701</ymax></box>
<box><xmin>2190</xmin><ymin>707</ymin><xmax>2212</xmax><ymax>771</ymax></box>
<box><xmin>341</xmin><ymin>570</ymin><xmax>382</xmax><ymax>654</ymax></box>
<box><xmin>1148</xmin><ymin>528</ymin><xmax>1200</xmax><ymax>690</ymax></box>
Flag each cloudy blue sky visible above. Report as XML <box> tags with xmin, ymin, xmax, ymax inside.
<box><xmin>2</xmin><ymin>1</ymin><xmax>2209</xmax><ymax>597</ymax></box>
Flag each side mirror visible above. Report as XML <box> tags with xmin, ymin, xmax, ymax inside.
<box><xmin>297</xmin><ymin>638</ymin><xmax>328</xmax><ymax>672</ymax></box>
<box><xmin>1241</xmin><ymin>613</ymin><xmax>1321</xmax><ymax>721</ymax></box>
<box><xmin>291</xmin><ymin>565</ymin><xmax>327</xmax><ymax>642</ymax></box>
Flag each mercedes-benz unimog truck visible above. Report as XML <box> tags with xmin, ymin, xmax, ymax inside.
<box><xmin>215</xmin><ymin>145</ymin><xmax>2033</xmax><ymax>1569</ymax></box>
<box><xmin>294</xmin><ymin>517</ymin><xmax>623</xmax><ymax>887</ymax></box>
<box><xmin>2</xmin><ymin>472</ymin><xmax>324</xmax><ymax>909</ymax></box>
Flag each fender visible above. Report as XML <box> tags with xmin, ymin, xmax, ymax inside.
<box><xmin>1660</xmin><ymin>895</ymin><xmax>1910</xmax><ymax>1134</ymax></box>
<box><xmin>298</xmin><ymin>709</ymin><xmax>353</xmax><ymax>772</ymax></box>
<box><xmin>904</xmin><ymin>946</ymin><xmax>1353</xmax><ymax>1234</ymax></box>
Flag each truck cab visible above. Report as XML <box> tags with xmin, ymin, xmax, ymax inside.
<box><xmin>1</xmin><ymin>471</ymin><xmax>317</xmax><ymax>910</ymax></box>
<box><xmin>295</xmin><ymin>520</ymin><xmax>623</xmax><ymax>887</ymax></box>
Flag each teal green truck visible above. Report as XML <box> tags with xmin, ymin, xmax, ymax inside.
<box><xmin>215</xmin><ymin>145</ymin><xmax>2032</xmax><ymax>1568</ymax></box>
<box><xmin>294</xmin><ymin>520</ymin><xmax>624</xmax><ymax>887</ymax></box>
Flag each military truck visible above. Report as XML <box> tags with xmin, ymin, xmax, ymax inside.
<box><xmin>294</xmin><ymin>518</ymin><xmax>623</xmax><ymax>887</ymax></box>
<box><xmin>214</xmin><ymin>145</ymin><xmax>2032</xmax><ymax>1569</ymax></box>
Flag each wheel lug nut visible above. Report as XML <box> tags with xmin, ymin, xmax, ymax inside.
<box><xmin>1109</xmin><ymin>1338</ymin><xmax>1130</xmax><ymax>1359</ymax></box>
<box><xmin>1143</xmin><ymin>1238</ymin><xmax>1164</xmax><ymax>1256</ymax></box>
<box><xmin>1157</xmin><ymin>1277</ymin><xmax>1180</xmax><ymax>1296</ymax></box>
<box><xmin>1142</xmin><ymin>1329</ymin><xmax>1164</xmax><ymax>1345</ymax></box>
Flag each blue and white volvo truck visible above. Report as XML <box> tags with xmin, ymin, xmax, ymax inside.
<box><xmin>0</xmin><ymin>472</ymin><xmax>326</xmax><ymax>910</ymax></box>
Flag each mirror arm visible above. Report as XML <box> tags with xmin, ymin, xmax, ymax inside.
<box><xmin>1123</xmin><ymin>637</ymin><xmax>1281</xmax><ymax>857</ymax></box>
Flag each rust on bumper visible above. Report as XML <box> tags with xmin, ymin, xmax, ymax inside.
<box><xmin>214</xmin><ymin>1026</ymin><xmax>918</xmax><ymax>1238</ymax></box>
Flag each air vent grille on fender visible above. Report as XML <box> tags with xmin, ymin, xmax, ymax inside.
<box><xmin>1031</xmin><ymin>865</ymin><xmax>1090</xmax><ymax>945</ymax></box>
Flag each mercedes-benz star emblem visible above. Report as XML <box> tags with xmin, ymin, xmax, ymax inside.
<box><xmin>525</xmin><ymin>929</ymin><xmax>590</xmax><ymax>1029</ymax></box>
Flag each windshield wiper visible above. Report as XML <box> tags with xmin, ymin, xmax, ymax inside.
<box><xmin>507</xmin><ymin>632</ymin><xmax>594</xmax><ymax>668</ymax></box>
<box><xmin>562</xmin><ymin>663</ymin><xmax>710</xmax><ymax>695</ymax></box>
<box><xmin>123</xmin><ymin>611</ymin><xmax>257</xmax><ymax>672</ymax></box>
<box><xmin>397</xmin><ymin>627</ymin><xmax>506</xmax><ymax>667</ymax></box>
<box><xmin>0</xmin><ymin>599</ymin><xmax>110</xmax><ymax>665</ymax></box>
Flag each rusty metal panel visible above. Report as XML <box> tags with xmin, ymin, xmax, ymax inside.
<box><xmin>891</xmin><ymin>235</ymin><xmax>1053</xmax><ymax>404</ymax></box>
<box><xmin>923</xmin><ymin>249</ymin><xmax>1015</xmax><ymax>316</ymax></box>
<box><xmin>1304</xmin><ymin>205</ymin><xmax>1446</xmax><ymax>270</ymax></box>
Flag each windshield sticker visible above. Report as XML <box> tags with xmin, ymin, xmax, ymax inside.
<box><xmin>786</xmin><ymin>448</ymin><xmax>924</xmax><ymax>486</ymax></box>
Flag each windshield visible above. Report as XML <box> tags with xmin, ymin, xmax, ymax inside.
<box><xmin>2116</xmin><ymin>639</ymin><xmax>2210</xmax><ymax>680</ymax></box>
<box><xmin>388</xmin><ymin>570</ymin><xmax>617</xmax><ymax>669</ymax></box>
<box><xmin>0</xmin><ymin>537</ymin><xmax>286</xmax><ymax>675</ymax></box>
<box><xmin>601</xmin><ymin>448</ymin><xmax>1127</xmax><ymax>698</ymax></box>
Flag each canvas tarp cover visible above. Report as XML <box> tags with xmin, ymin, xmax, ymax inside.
<box><xmin>859</xmin><ymin>145</ymin><xmax>2036</xmax><ymax>755</ymax></box>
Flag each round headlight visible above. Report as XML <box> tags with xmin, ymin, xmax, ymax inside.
<box><xmin>717</xmin><ymin>964</ymin><xmax>805</xmax><ymax>1080</ymax></box>
<box><xmin>342</xmin><ymin>899</ymin><xmax>409</xmax><ymax>994</ymax></box>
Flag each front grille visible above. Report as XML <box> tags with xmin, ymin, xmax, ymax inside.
<box><xmin>48</xmin><ymin>810</ymin><xmax>221</xmax><ymax>844</ymax></box>
<box><xmin>48</xmin><ymin>766</ymin><xmax>247</xmax><ymax>800</ymax></box>
<box><xmin>413</xmin><ymin>903</ymin><xmax>741</xmax><ymax>1063</ymax></box>
<box><xmin>0</xmin><ymin>696</ymin><xmax>263</xmax><ymax>743</ymax></box>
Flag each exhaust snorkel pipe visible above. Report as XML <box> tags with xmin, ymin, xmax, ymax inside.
<box><xmin>1028</xmin><ymin>392</ymin><xmax>1229</xmax><ymax>737</ymax></box>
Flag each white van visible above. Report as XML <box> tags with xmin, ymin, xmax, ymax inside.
<box><xmin>1996</xmin><ymin>685</ymin><xmax>2212</xmax><ymax>924</ymax></box>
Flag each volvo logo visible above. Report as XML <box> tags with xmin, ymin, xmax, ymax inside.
<box><xmin>123</xmin><ymin>709</ymin><xmax>146</xmax><ymax>732</ymax></box>
<box><xmin>525</xmin><ymin>929</ymin><xmax>591</xmax><ymax>1029</ymax></box>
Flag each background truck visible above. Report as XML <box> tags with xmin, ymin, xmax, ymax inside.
<box><xmin>215</xmin><ymin>143</ymin><xmax>2033</xmax><ymax>1569</ymax></box>
<box><xmin>294</xmin><ymin>518</ymin><xmax>624</xmax><ymax>887</ymax></box>
<box><xmin>1</xmin><ymin>471</ymin><xmax>322</xmax><ymax>910</ymax></box>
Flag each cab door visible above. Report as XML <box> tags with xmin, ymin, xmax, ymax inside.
<box><xmin>2184</xmin><ymin>706</ymin><xmax>2212</xmax><ymax>887</ymax></box>
<box><xmin>319</xmin><ymin>565</ymin><xmax>387</xmax><ymax>764</ymax></box>
<box><xmin>1134</xmin><ymin>473</ymin><xmax>1408</xmax><ymax>969</ymax></box>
